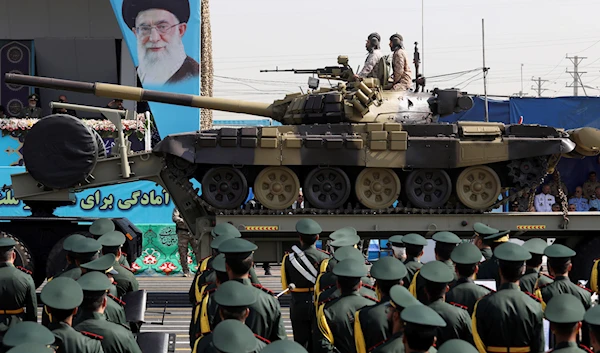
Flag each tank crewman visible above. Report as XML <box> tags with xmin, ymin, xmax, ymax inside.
<box><xmin>420</xmin><ymin>261</ymin><xmax>473</xmax><ymax>346</ymax></box>
<box><xmin>583</xmin><ymin>305</ymin><xmax>600</xmax><ymax>350</ymax></box>
<box><xmin>409</xmin><ymin>231</ymin><xmax>461</xmax><ymax>302</ymax></box>
<box><xmin>401</xmin><ymin>233</ymin><xmax>428</xmax><ymax>288</ymax></box>
<box><xmin>173</xmin><ymin>207</ymin><xmax>201</xmax><ymax>277</ymax></box>
<box><xmin>354</xmin><ymin>256</ymin><xmax>408</xmax><ymax>353</ymax></box>
<box><xmin>387</xmin><ymin>235</ymin><xmax>406</xmax><ymax>262</ymax></box>
<box><xmin>474</xmin><ymin>230</ymin><xmax>510</xmax><ymax>287</ymax></box>
<box><xmin>472</xmin><ymin>222</ymin><xmax>499</xmax><ymax>261</ymax></box>
<box><xmin>520</xmin><ymin>238</ymin><xmax>554</xmax><ymax>294</ymax></box>
<box><xmin>90</xmin><ymin>219</ymin><xmax>131</xmax><ymax>270</ymax></box>
<box><xmin>472</xmin><ymin>242</ymin><xmax>545</xmax><ymax>353</ymax></box>
<box><xmin>446</xmin><ymin>243</ymin><xmax>492</xmax><ymax>315</ymax></box>
<box><xmin>74</xmin><ymin>272</ymin><xmax>142</xmax><ymax>353</ymax></box>
<box><xmin>356</xmin><ymin>33</ymin><xmax>384</xmax><ymax>79</ymax></box>
<box><xmin>261</xmin><ymin>339</ymin><xmax>309</xmax><ymax>353</ymax></box>
<box><xmin>97</xmin><ymin>231</ymin><xmax>139</xmax><ymax>297</ymax></box>
<box><xmin>385</xmin><ymin>34</ymin><xmax>413</xmax><ymax>91</ymax></box>
<box><xmin>2</xmin><ymin>322</ymin><xmax>56</xmax><ymax>351</ymax></box>
<box><xmin>372</xmin><ymin>303</ymin><xmax>445</xmax><ymax>353</ymax></box>
<box><xmin>210</xmin><ymin>320</ymin><xmax>261</xmax><ymax>353</ymax></box>
<box><xmin>438</xmin><ymin>339</ymin><xmax>479</xmax><ymax>353</ymax></box>
<box><xmin>281</xmin><ymin>218</ymin><xmax>330</xmax><ymax>349</ymax></box>
<box><xmin>39</xmin><ymin>277</ymin><xmax>104</xmax><ymax>353</ymax></box>
<box><xmin>314</xmin><ymin>258</ymin><xmax>378</xmax><ymax>353</ymax></box>
<box><xmin>193</xmin><ymin>280</ymin><xmax>268</xmax><ymax>353</ymax></box>
<box><xmin>545</xmin><ymin>294</ymin><xmax>591</xmax><ymax>353</ymax></box>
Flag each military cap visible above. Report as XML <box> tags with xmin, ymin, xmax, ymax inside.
<box><xmin>77</xmin><ymin>271</ymin><xmax>111</xmax><ymax>292</ymax></box>
<box><xmin>70</xmin><ymin>237</ymin><xmax>101</xmax><ymax>254</ymax></box>
<box><xmin>40</xmin><ymin>277</ymin><xmax>83</xmax><ymax>310</ymax></box>
<box><xmin>522</xmin><ymin>238</ymin><xmax>549</xmax><ymax>255</ymax></box>
<box><xmin>401</xmin><ymin>233</ymin><xmax>428</xmax><ymax>246</ymax></box>
<box><xmin>494</xmin><ymin>242</ymin><xmax>531</xmax><ymax>262</ymax></box>
<box><xmin>97</xmin><ymin>231</ymin><xmax>126</xmax><ymax>247</ymax></box>
<box><xmin>89</xmin><ymin>218</ymin><xmax>115</xmax><ymax>237</ymax></box>
<box><xmin>388</xmin><ymin>235</ymin><xmax>404</xmax><ymax>246</ymax></box>
<box><xmin>122</xmin><ymin>0</ymin><xmax>191</xmax><ymax>29</ymax></box>
<box><xmin>400</xmin><ymin>303</ymin><xmax>447</xmax><ymax>327</ymax></box>
<box><xmin>332</xmin><ymin>258</ymin><xmax>368</xmax><ymax>278</ymax></box>
<box><xmin>370</xmin><ymin>256</ymin><xmax>407</xmax><ymax>281</ymax></box>
<box><xmin>6</xmin><ymin>343</ymin><xmax>54</xmax><ymax>353</ymax></box>
<box><xmin>0</xmin><ymin>237</ymin><xmax>16</xmax><ymax>248</ymax></box>
<box><xmin>419</xmin><ymin>261</ymin><xmax>454</xmax><ymax>284</ymax></box>
<box><xmin>3</xmin><ymin>322</ymin><xmax>55</xmax><ymax>347</ymax></box>
<box><xmin>218</xmin><ymin>238</ymin><xmax>257</xmax><ymax>259</ymax></box>
<box><xmin>368</xmin><ymin>32</ymin><xmax>381</xmax><ymax>42</ymax></box>
<box><xmin>212</xmin><ymin>320</ymin><xmax>258</xmax><ymax>353</ymax></box>
<box><xmin>544</xmin><ymin>244</ymin><xmax>576</xmax><ymax>258</ymax></box>
<box><xmin>63</xmin><ymin>234</ymin><xmax>85</xmax><ymax>252</ymax></box>
<box><xmin>210</xmin><ymin>233</ymin><xmax>237</xmax><ymax>250</ymax></box>
<box><xmin>483</xmin><ymin>230</ymin><xmax>510</xmax><ymax>243</ymax></box>
<box><xmin>473</xmin><ymin>222</ymin><xmax>499</xmax><ymax>236</ymax></box>
<box><xmin>211</xmin><ymin>222</ymin><xmax>241</xmax><ymax>238</ymax></box>
<box><xmin>389</xmin><ymin>284</ymin><xmax>420</xmax><ymax>309</ymax></box>
<box><xmin>28</xmin><ymin>93</ymin><xmax>39</xmax><ymax>101</ymax></box>
<box><xmin>432</xmin><ymin>231</ymin><xmax>461</xmax><ymax>244</ymax></box>
<box><xmin>329</xmin><ymin>227</ymin><xmax>357</xmax><ymax>240</ymax></box>
<box><xmin>260</xmin><ymin>339</ymin><xmax>309</xmax><ymax>353</ymax></box>
<box><xmin>584</xmin><ymin>305</ymin><xmax>600</xmax><ymax>326</ymax></box>
<box><xmin>333</xmin><ymin>246</ymin><xmax>364</xmax><ymax>262</ymax></box>
<box><xmin>451</xmin><ymin>243</ymin><xmax>483</xmax><ymax>265</ymax></box>
<box><xmin>80</xmin><ymin>253</ymin><xmax>118</xmax><ymax>275</ymax></box>
<box><xmin>545</xmin><ymin>294</ymin><xmax>585</xmax><ymax>323</ymax></box>
<box><xmin>212</xmin><ymin>253</ymin><xmax>226</xmax><ymax>273</ymax></box>
<box><xmin>438</xmin><ymin>339</ymin><xmax>479</xmax><ymax>353</ymax></box>
<box><xmin>295</xmin><ymin>218</ymin><xmax>322</xmax><ymax>235</ymax></box>
<box><xmin>214</xmin><ymin>280</ymin><xmax>257</xmax><ymax>307</ymax></box>
<box><xmin>330</xmin><ymin>233</ymin><xmax>360</xmax><ymax>247</ymax></box>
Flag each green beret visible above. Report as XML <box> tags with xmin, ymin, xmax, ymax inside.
<box><xmin>260</xmin><ymin>339</ymin><xmax>309</xmax><ymax>353</ymax></box>
<box><xmin>584</xmin><ymin>305</ymin><xmax>600</xmax><ymax>326</ymax></box>
<box><xmin>40</xmin><ymin>277</ymin><xmax>83</xmax><ymax>310</ymax></box>
<box><xmin>63</xmin><ymin>234</ymin><xmax>85</xmax><ymax>252</ymax></box>
<box><xmin>212</xmin><ymin>320</ymin><xmax>258</xmax><ymax>353</ymax></box>
<box><xmin>212</xmin><ymin>253</ymin><xmax>226</xmax><ymax>273</ymax></box>
<box><xmin>494</xmin><ymin>242</ymin><xmax>531</xmax><ymax>262</ymax></box>
<box><xmin>545</xmin><ymin>294</ymin><xmax>585</xmax><ymax>323</ymax></box>
<box><xmin>89</xmin><ymin>218</ymin><xmax>115</xmax><ymax>237</ymax></box>
<box><xmin>388</xmin><ymin>235</ymin><xmax>404</xmax><ymax>246</ymax></box>
<box><xmin>329</xmin><ymin>227</ymin><xmax>357</xmax><ymax>240</ymax></box>
<box><xmin>438</xmin><ymin>339</ymin><xmax>479</xmax><ymax>353</ymax></box>
<box><xmin>0</xmin><ymin>237</ymin><xmax>16</xmax><ymax>248</ymax></box>
<box><xmin>211</xmin><ymin>233</ymin><xmax>237</xmax><ymax>250</ymax></box>
<box><xmin>77</xmin><ymin>271</ymin><xmax>111</xmax><ymax>292</ymax></box>
<box><xmin>400</xmin><ymin>304</ymin><xmax>447</xmax><ymax>327</ymax></box>
<box><xmin>80</xmin><ymin>254</ymin><xmax>118</xmax><ymax>275</ymax></box>
<box><xmin>295</xmin><ymin>218</ymin><xmax>322</xmax><ymax>235</ymax></box>
<box><xmin>218</xmin><ymin>238</ymin><xmax>258</xmax><ymax>259</ymax></box>
<box><xmin>419</xmin><ymin>261</ymin><xmax>454</xmax><ymax>284</ymax></box>
<box><xmin>451</xmin><ymin>243</ymin><xmax>483</xmax><ymax>265</ymax></box>
<box><xmin>333</xmin><ymin>246</ymin><xmax>364</xmax><ymax>262</ymax></box>
<box><xmin>70</xmin><ymin>237</ymin><xmax>102</xmax><ymax>254</ymax></box>
<box><xmin>330</xmin><ymin>233</ymin><xmax>360</xmax><ymax>247</ymax></box>
<box><xmin>6</xmin><ymin>343</ymin><xmax>54</xmax><ymax>353</ymax></box>
<box><xmin>473</xmin><ymin>222</ymin><xmax>498</xmax><ymax>236</ymax></box>
<box><xmin>522</xmin><ymin>238</ymin><xmax>549</xmax><ymax>255</ymax></box>
<box><xmin>214</xmin><ymin>280</ymin><xmax>257</xmax><ymax>307</ymax></box>
<box><xmin>544</xmin><ymin>244</ymin><xmax>576</xmax><ymax>258</ymax></box>
<box><xmin>211</xmin><ymin>223</ymin><xmax>241</xmax><ymax>238</ymax></box>
<box><xmin>370</xmin><ymin>256</ymin><xmax>407</xmax><ymax>281</ymax></box>
<box><xmin>432</xmin><ymin>231</ymin><xmax>461</xmax><ymax>245</ymax></box>
<box><xmin>483</xmin><ymin>230</ymin><xmax>510</xmax><ymax>243</ymax></box>
<box><xmin>3</xmin><ymin>322</ymin><xmax>55</xmax><ymax>347</ymax></box>
<box><xmin>97</xmin><ymin>231</ymin><xmax>126</xmax><ymax>247</ymax></box>
<box><xmin>332</xmin><ymin>259</ymin><xmax>368</xmax><ymax>278</ymax></box>
<box><xmin>401</xmin><ymin>233</ymin><xmax>428</xmax><ymax>246</ymax></box>
<box><xmin>389</xmin><ymin>284</ymin><xmax>420</xmax><ymax>309</ymax></box>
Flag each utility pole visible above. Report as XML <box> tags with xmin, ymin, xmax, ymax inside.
<box><xmin>531</xmin><ymin>76</ymin><xmax>549</xmax><ymax>97</ymax></box>
<box><xmin>421</xmin><ymin>0</ymin><xmax>424</xmax><ymax>75</ymax></box>
<box><xmin>566</xmin><ymin>55</ymin><xmax>587</xmax><ymax>96</ymax></box>
<box><xmin>520</xmin><ymin>63</ymin><xmax>524</xmax><ymax>97</ymax></box>
<box><xmin>482</xmin><ymin>18</ymin><xmax>489</xmax><ymax>122</ymax></box>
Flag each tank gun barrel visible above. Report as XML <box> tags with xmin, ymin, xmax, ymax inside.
<box><xmin>5</xmin><ymin>73</ymin><xmax>274</xmax><ymax>118</ymax></box>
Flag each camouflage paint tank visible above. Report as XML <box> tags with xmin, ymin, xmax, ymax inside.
<box><xmin>6</xmin><ymin>59</ymin><xmax>600</xmax><ymax>214</ymax></box>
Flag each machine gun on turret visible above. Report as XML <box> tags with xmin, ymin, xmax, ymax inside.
<box><xmin>260</xmin><ymin>55</ymin><xmax>355</xmax><ymax>88</ymax></box>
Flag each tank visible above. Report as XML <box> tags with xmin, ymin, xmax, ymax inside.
<box><xmin>5</xmin><ymin>58</ymin><xmax>600</xmax><ymax>214</ymax></box>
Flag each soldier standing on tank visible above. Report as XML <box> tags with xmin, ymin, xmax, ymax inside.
<box><xmin>173</xmin><ymin>207</ymin><xmax>201</xmax><ymax>277</ymax></box>
<box><xmin>545</xmin><ymin>294</ymin><xmax>592</xmax><ymax>353</ymax></box>
<box><xmin>446</xmin><ymin>243</ymin><xmax>492</xmax><ymax>315</ymax></box>
<box><xmin>520</xmin><ymin>238</ymin><xmax>554</xmax><ymax>294</ymax></box>
<box><xmin>97</xmin><ymin>231</ymin><xmax>139</xmax><ymax>297</ymax></box>
<box><xmin>400</xmin><ymin>233</ymin><xmax>427</xmax><ymax>288</ymax></box>
<box><xmin>386</xmin><ymin>34</ymin><xmax>412</xmax><ymax>91</ymax></box>
<box><xmin>472</xmin><ymin>222</ymin><xmax>499</xmax><ymax>261</ymax></box>
<box><xmin>356</xmin><ymin>33</ymin><xmax>383</xmax><ymax>79</ymax></box>
<box><xmin>281</xmin><ymin>219</ymin><xmax>330</xmax><ymax>350</ymax></box>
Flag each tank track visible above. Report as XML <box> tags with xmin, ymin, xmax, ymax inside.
<box><xmin>164</xmin><ymin>157</ymin><xmax>549</xmax><ymax>217</ymax></box>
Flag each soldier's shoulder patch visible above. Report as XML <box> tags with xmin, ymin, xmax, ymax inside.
<box><xmin>321</xmin><ymin>284</ymin><xmax>335</xmax><ymax>292</ymax></box>
<box><xmin>318</xmin><ymin>296</ymin><xmax>336</xmax><ymax>306</ymax></box>
<box><xmin>578</xmin><ymin>283</ymin><xmax>593</xmax><ymax>293</ymax></box>
<box><xmin>477</xmin><ymin>283</ymin><xmax>496</xmax><ymax>292</ymax></box>
<box><xmin>537</xmin><ymin>282</ymin><xmax>552</xmax><ymax>290</ymax></box>
<box><xmin>252</xmin><ymin>283</ymin><xmax>274</xmax><ymax>295</ymax></box>
<box><xmin>16</xmin><ymin>266</ymin><xmax>31</xmax><ymax>275</ymax></box>
<box><xmin>108</xmin><ymin>294</ymin><xmax>126</xmax><ymax>306</ymax></box>
<box><xmin>579</xmin><ymin>344</ymin><xmax>593</xmax><ymax>353</ymax></box>
<box><xmin>362</xmin><ymin>283</ymin><xmax>376</xmax><ymax>291</ymax></box>
<box><xmin>363</xmin><ymin>294</ymin><xmax>379</xmax><ymax>303</ymax></box>
<box><xmin>449</xmin><ymin>302</ymin><xmax>468</xmax><ymax>310</ymax></box>
<box><xmin>205</xmin><ymin>287</ymin><xmax>217</xmax><ymax>297</ymax></box>
<box><xmin>368</xmin><ymin>338</ymin><xmax>389</xmax><ymax>352</ymax></box>
<box><xmin>80</xmin><ymin>331</ymin><xmax>103</xmax><ymax>340</ymax></box>
<box><xmin>318</xmin><ymin>248</ymin><xmax>331</xmax><ymax>255</ymax></box>
<box><xmin>542</xmin><ymin>273</ymin><xmax>554</xmax><ymax>280</ymax></box>
<box><xmin>524</xmin><ymin>291</ymin><xmax>542</xmax><ymax>303</ymax></box>
<box><xmin>254</xmin><ymin>334</ymin><xmax>271</xmax><ymax>344</ymax></box>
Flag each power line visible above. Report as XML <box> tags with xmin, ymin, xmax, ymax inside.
<box><xmin>531</xmin><ymin>77</ymin><xmax>549</xmax><ymax>97</ymax></box>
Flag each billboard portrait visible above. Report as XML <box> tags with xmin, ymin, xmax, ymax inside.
<box><xmin>109</xmin><ymin>0</ymin><xmax>201</xmax><ymax>137</ymax></box>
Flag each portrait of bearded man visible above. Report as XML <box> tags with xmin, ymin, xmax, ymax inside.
<box><xmin>122</xmin><ymin>0</ymin><xmax>200</xmax><ymax>86</ymax></box>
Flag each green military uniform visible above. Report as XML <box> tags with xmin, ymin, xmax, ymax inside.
<box><xmin>472</xmin><ymin>242</ymin><xmax>545</xmax><ymax>353</ymax></box>
<box><xmin>314</xmin><ymin>258</ymin><xmax>378</xmax><ymax>353</ymax></box>
<box><xmin>438</xmin><ymin>339</ymin><xmax>478</xmax><ymax>353</ymax></box>
<box><xmin>212</xmin><ymin>320</ymin><xmax>261</xmax><ymax>353</ymax></box>
<box><xmin>57</xmin><ymin>234</ymin><xmax>86</xmax><ymax>279</ymax></box>
<box><xmin>19</xmin><ymin>94</ymin><xmax>43</xmax><ymax>118</ymax></box>
<box><xmin>544</xmin><ymin>294</ymin><xmax>591</xmax><ymax>353</ymax></box>
<box><xmin>475</xmin><ymin>230</ymin><xmax>510</xmax><ymax>288</ymax></box>
<box><xmin>97</xmin><ymin>231</ymin><xmax>139</xmax><ymax>297</ymax></box>
<box><xmin>354</xmin><ymin>257</ymin><xmax>408</xmax><ymax>353</ymax></box>
<box><xmin>2</xmin><ymin>321</ymin><xmax>55</xmax><ymax>350</ymax></box>
<box><xmin>388</xmin><ymin>235</ymin><xmax>405</xmax><ymax>261</ymax></box>
<box><xmin>520</xmin><ymin>239</ymin><xmax>553</xmax><ymax>294</ymax></box>
<box><xmin>281</xmin><ymin>219</ymin><xmax>330</xmax><ymax>349</ymax></box>
<box><xmin>40</xmin><ymin>277</ymin><xmax>103</xmax><ymax>353</ymax></box>
<box><xmin>261</xmin><ymin>339</ymin><xmax>310</xmax><ymax>353</ymax></box>
<box><xmin>400</xmin><ymin>233</ymin><xmax>428</xmax><ymax>288</ymax></box>
<box><xmin>74</xmin><ymin>272</ymin><xmax>141</xmax><ymax>353</ymax></box>
<box><xmin>583</xmin><ymin>306</ymin><xmax>600</xmax><ymax>350</ymax></box>
<box><xmin>6</xmin><ymin>343</ymin><xmax>54</xmax><ymax>353</ymax></box>
<box><xmin>446</xmin><ymin>243</ymin><xmax>492</xmax><ymax>315</ymax></box>
<box><xmin>473</xmin><ymin>223</ymin><xmax>499</xmax><ymax>262</ymax></box>
<box><xmin>90</xmin><ymin>218</ymin><xmax>130</xmax><ymax>270</ymax></box>
<box><xmin>319</xmin><ymin>227</ymin><xmax>359</xmax><ymax>274</ymax></box>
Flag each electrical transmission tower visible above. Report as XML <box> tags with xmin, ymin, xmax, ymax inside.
<box><xmin>531</xmin><ymin>76</ymin><xmax>549</xmax><ymax>97</ymax></box>
<box><xmin>566</xmin><ymin>55</ymin><xmax>587</xmax><ymax>96</ymax></box>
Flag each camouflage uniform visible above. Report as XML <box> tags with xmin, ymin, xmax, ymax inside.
<box><xmin>548</xmin><ymin>181</ymin><xmax>569</xmax><ymax>201</ymax></box>
<box><xmin>173</xmin><ymin>208</ymin><xmax>201</xmax><ymax>275</ymax></box>
<box><xmin>358</xmin><ymin>49</ymin><xmax>383</xmax><ymax>78</ymax></box>
<box><xmin>390</xmin><ymin>48</ymin><xmax>412</xmax><ymax>91</ymax></box>
<box><xmin>583</xmin><ymin>180</ymin><xmax>600</xmax><ymax>200</ymax></box>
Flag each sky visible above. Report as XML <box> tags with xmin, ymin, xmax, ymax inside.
<box><xmin>207</xmin><ymin>0</ymin><xmax>600</xmax><ymax>120</ymax></box>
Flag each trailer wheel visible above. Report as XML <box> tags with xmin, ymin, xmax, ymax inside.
<box><xmin>0</xmin><ymin>232</ymin><xmax>36</xmax><ymax>284</ymax></box>
<box><xmin>571</xmin><ymin>237</ymin><xmax>599</xmax><ymax>283</ymax></box>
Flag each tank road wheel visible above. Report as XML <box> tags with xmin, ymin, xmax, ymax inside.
<box><xmin>166</xmin><ymin>155</ymin><xmax>197</xmax><ymax>178</ymax></box>
<box><xmin>201</xmin><ymin>167</ymin><xmax>249</xmax><ymax>209</ymax></box>
<box><xmin>405</xmin><ymin>169</ymin><xmax>452</xmax><ymax>208</ymax></box>
<box><xmin>355</xmin><ymin>168</ymin><xmax>401</xmax><ymax>209</ymax></box>
<box><xmin>254</xmin><ymin>166</ymin><xmax>301</xmax><ymax>210</ymax></box>
<box><xmin>304</xmin><ymin>167</ymin><xmax>351</xmax><ymax>209</ymax></box>
<box><xmin>456</xmin><ymin>166</ymin><xmax>502</xmax><ymax>210</ymax></box>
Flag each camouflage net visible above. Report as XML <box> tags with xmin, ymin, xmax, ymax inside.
<box><xmin>200</xmin><ymin>0</ymin><xmax>214</xmax><ymax>131</ymax></box>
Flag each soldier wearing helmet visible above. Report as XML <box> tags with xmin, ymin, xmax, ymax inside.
<box><xmin>356</xmin><ymin>32</ymin><xmax>384</xmax><ymax>79</ymax></box>
<box><xmin>386</xmin><ymin>33</ymin><xmax>413</xmax><ymax>91</ymax></box>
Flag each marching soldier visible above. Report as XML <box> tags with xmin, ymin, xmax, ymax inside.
<box><xmin>2</xmin><ymin>322</ymin><xmax>56</xmax><ymax>351</ymax></box>
<box><xmin>354</xmin><ymin>256</ymin><xmax>407</xmax><ymax>353</ymax></box>
<box><xmin>520</xmin><ymin>238</ymin><xmax>553</xmax><ymax>294</ymax></box>
<box><xmin>210</xmin><ymin>320</ymin><xmax>261</xmax><ymax>353</ymax></box>
<box><xmin>97</xmin><ymin>231</ymin><xmax>139</xmax><ymax>297</ymax></box>
<box><xmin>472</xmin><ymin>242</ymin><xmax>545</xmax><ymax>353</ymax></box>
<box><xmin>544</xmin><ymin>294</ymin><xmax>591</xmax><ymax>353</ymax></box>
<box><xmin>387</xmin><ymin>235</ymin><xmax>406</xmax><ymax>261</ymax></box>
<box><xmin>60</xmin><ymin>234</ymin><xmax>86</xmax><ymax>277</ymax></box>
<box><xmin>324</xmin><ymin>231</ymin><xmax>361</xmax><ymax>271</ymax></box>
<box><xmin>74</xmin><ymin>272</ymin><xmax>142</xmax><ymax>353</ymax></box>
<box><xmin>401</xmin><ymin>233</ymin><xmax>427</xmax><ymax>288</ymax></box>
<box><xmin>475</xmin><ymin>230</ymin><xmax>510</xmax><ymax>287</ymax></box>
<box><xmin>447</xmin><ymin>243</ymin><xmax>492</xmax><ymax>315</ymax></box>
<box><xmin>39</xmin><ymin>277</ymin><xmax>104</xmax><ymax>353</ymax></box>
<box><xmin>314</xmin><ymin>258</ymin><xmax>378</xmax><ymax>353</ymax></box>
<box><xmin>5</xmin><ymin>343</ymin><xmax>54</xmax><ymax>353</ymax></box>
<box><xmin>583</xmin><ymin>305</ymin><xmax>600</xmax><ymax>350</ymax></box>
<box><xmin>438</xmin><ymin>340</ymin><xmax>479</xmax><ymax>353</ymax></box>
<box><xmin>261</xmin><ymin>340</ymin><xmax>309</xmax><ymax>353</ymax></box>
<box><xmin>89</xmin><ymin>219</ymin><xmax>132</xmax><ymax>270</ymax></box>
<box><xmin>472</xmin><ymin>222</ymin><xmax>499</xmax><ymax>261</ymax></box>
<box><xmin>173</xmin><ymin>208</ymin><xmax>201</xmax><ymax>277</ymax></box>
<box><xmin>281</xmin><ymin>219</ymin><xmax>330</xmax><ymax>349</ymax></box>
<box><xmin>80</xmin><ymin>254</ymin><xmax>119</xmax><ymax>296</ymax></box>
